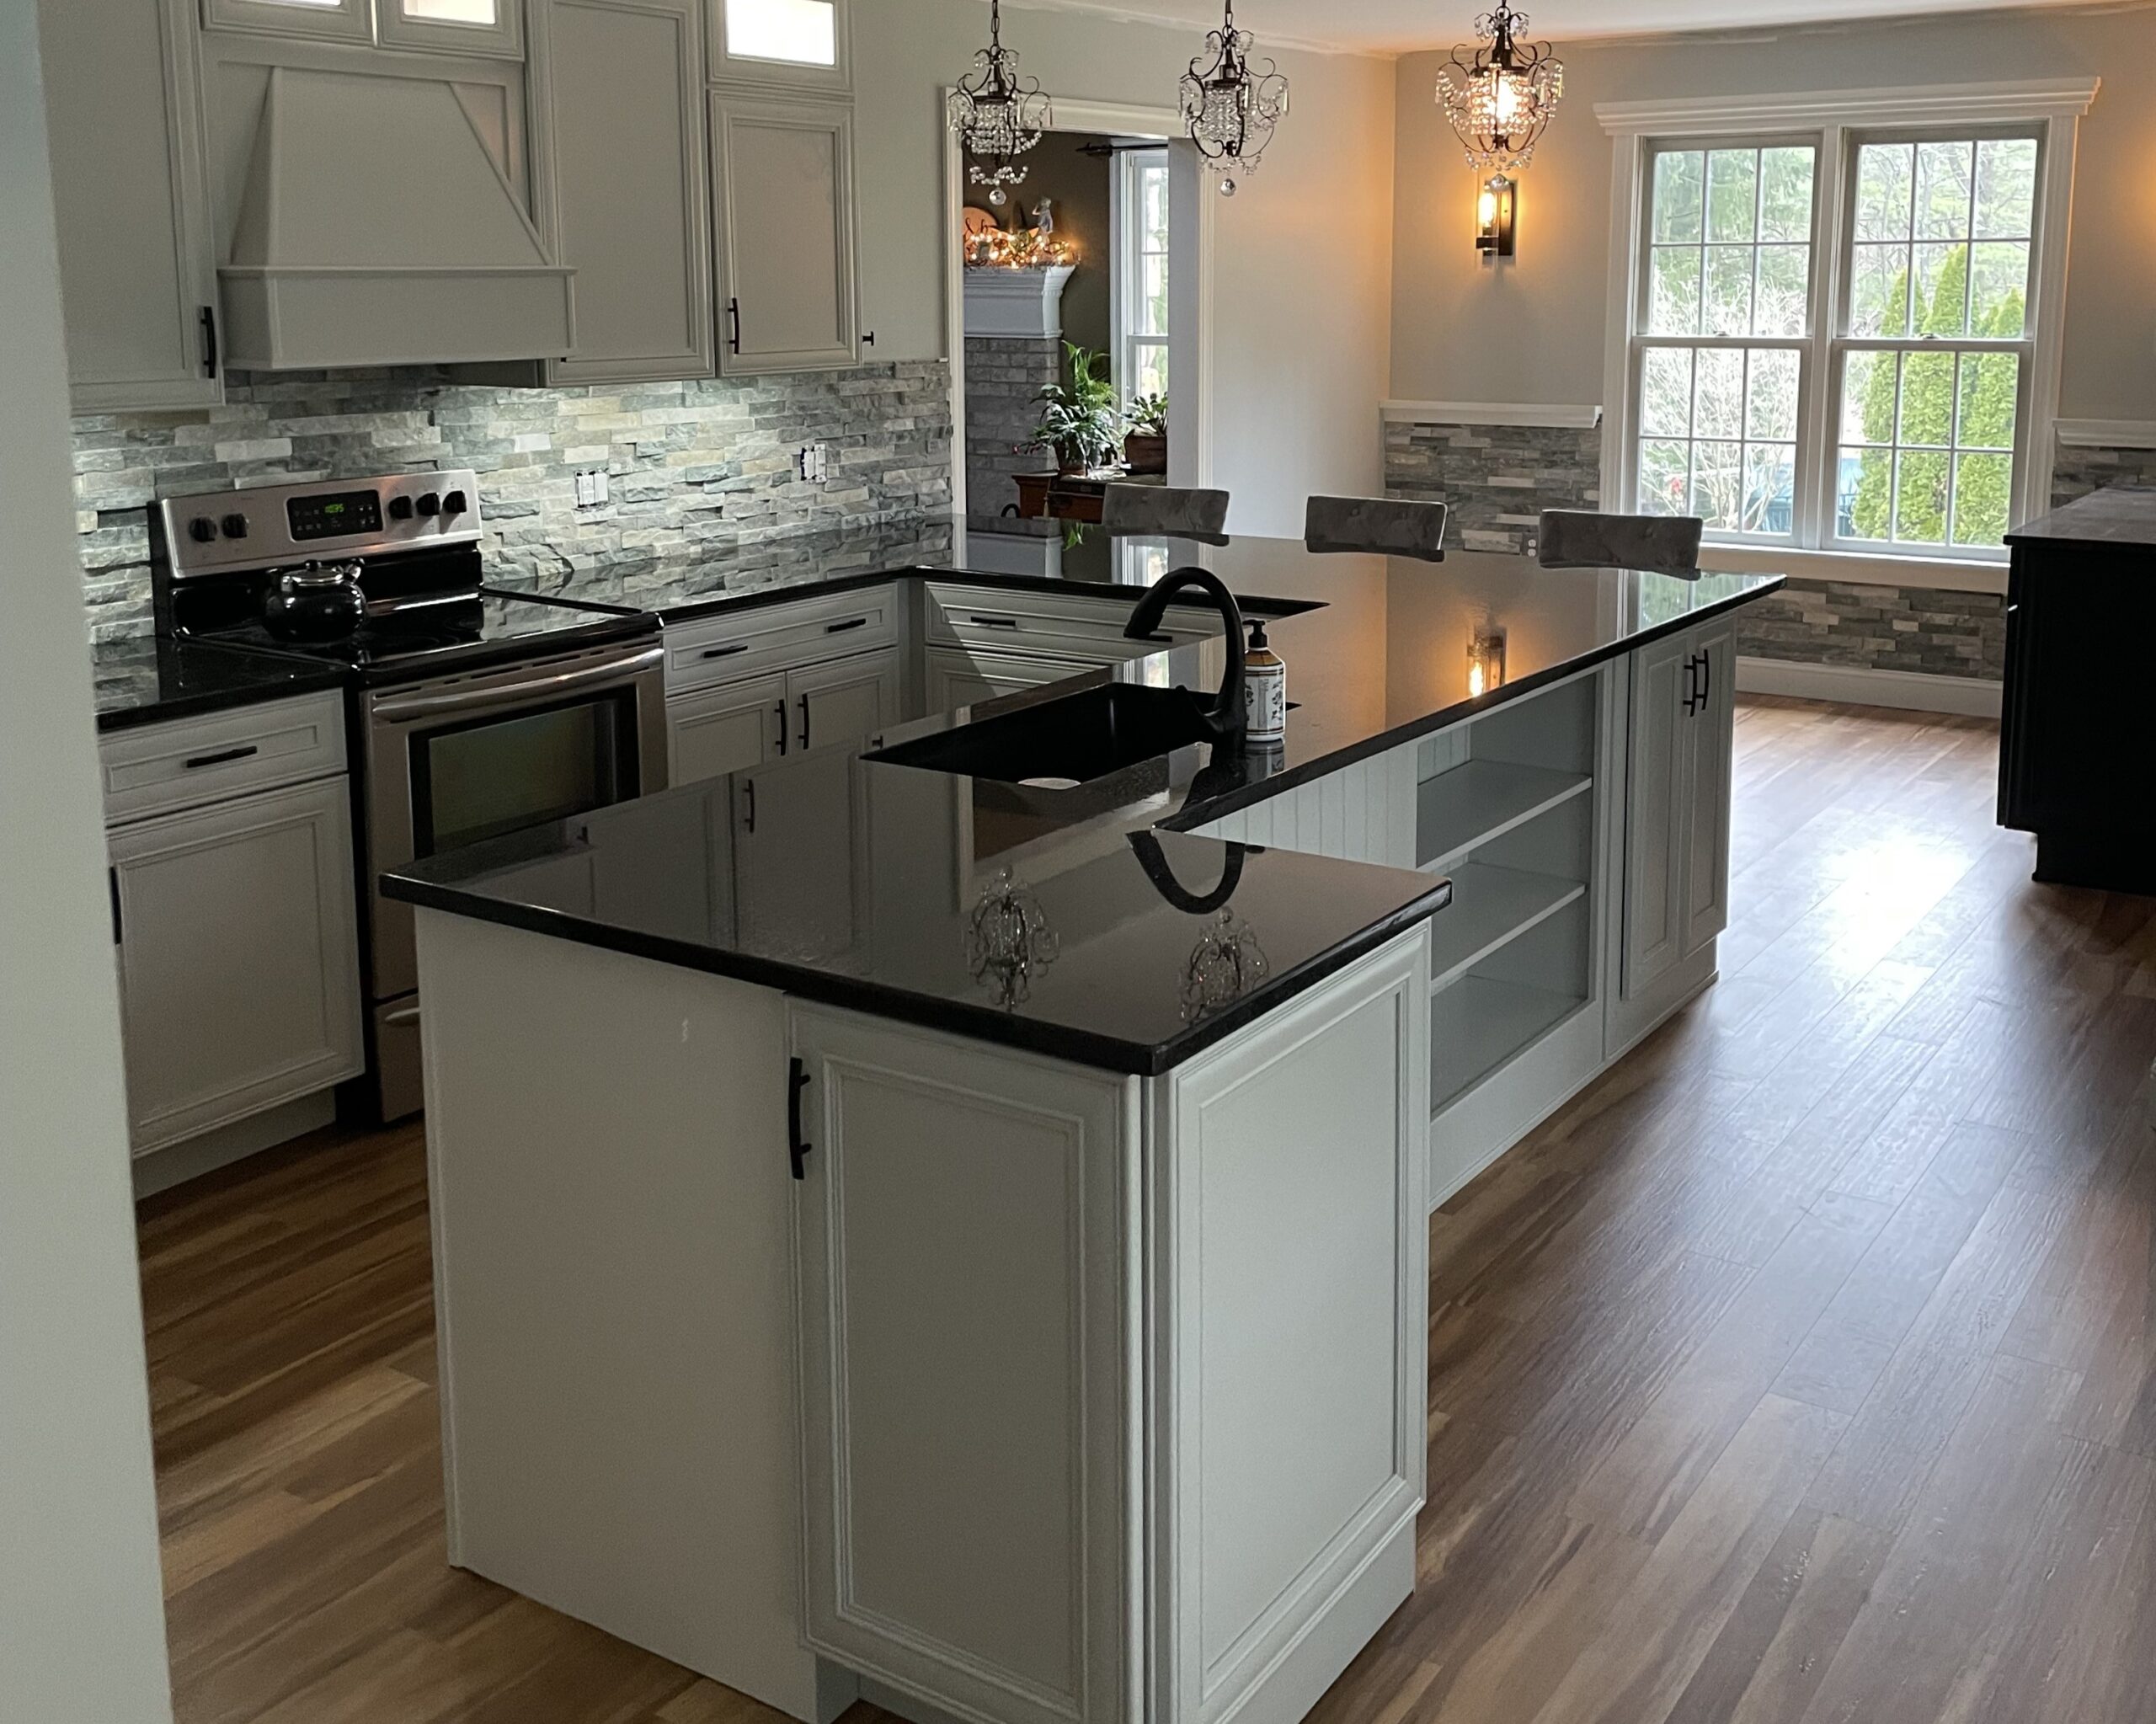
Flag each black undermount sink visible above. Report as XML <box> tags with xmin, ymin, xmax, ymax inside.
<box><xmin>869</xmin><ymin>682</ymin><xmax>1217</xmax><ymax>788</ymax></box>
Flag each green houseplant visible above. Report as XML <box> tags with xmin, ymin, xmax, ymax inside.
<box><xmin>1026</xmin><ymin>344</ymin><xmax>1122</xmax><ymax>476</ymax></box>
<box><xmin>1122</xmin><ymin>392</ymin><xmax>1168</xmax><ymax>476</ymax></box>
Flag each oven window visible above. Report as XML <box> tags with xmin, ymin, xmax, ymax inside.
<box><xmin>411</xmin><ymin>691</ymin><xmax>638</xmax><ymax>857</ymax></box>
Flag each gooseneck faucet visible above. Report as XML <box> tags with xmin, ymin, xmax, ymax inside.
<box><xmin>1124</xmin><ymin>566</ymin><xmax>1247</xmax><ymax>739</ymax></box>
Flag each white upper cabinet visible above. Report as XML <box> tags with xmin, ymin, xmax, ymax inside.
<box><xmin>378</xmin><ymin>0</ymin><xmax>525</xmax><ymax>59</ymax></box>
<box><xmin>711</xmin><ymin>93</ymin><xmax>860</xmax><ymax>372</ymax></box>
<box><xmin>202</xmin><ymin>0</ymin><xmax>375</xmax><ymax>45</ymax></box>
<box><xmin>44</xmin><ymin>0</ymin><xmax>223</xmax><ymax>410</ymax></box>
<box><xmin>708</xmin><ymin>0</ymin><xmax>848</xmax><ymax>92</ymax></box>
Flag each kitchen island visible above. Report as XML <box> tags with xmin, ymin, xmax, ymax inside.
<box><xmin>383</xmin><ymin>529</ymin><xmax>1782</xmax><ymax>1724</ymax></box>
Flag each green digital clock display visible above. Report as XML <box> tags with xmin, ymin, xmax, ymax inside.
<box><xmin>287</xmin><ymin>488</ymin><xmax>382</xmax><ymax>542</ymax></box>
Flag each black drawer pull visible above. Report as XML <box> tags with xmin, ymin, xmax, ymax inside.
<box><xmin>824</xmin><ymin>617</ymin><xmax>869</xmax><ymax>635</ymax></box>
<box><xmin>773</xmin><ymin>702</ymin><xmax>789</xmax><ymax>756</ymax></box>
<box><xmin>184</xmin><ymin>745</ymin><xmax>259</xmax><ymax>770</ymax></box>
<box><xmin>700</xmin><ymin>643</ymin><xmax>750</xmax><ymax>660</ymax></box>
<box><xmin>969</xmin><ymin>614</ymin><xmax>1020</xmax><ymax>628</ymax></box>
<box><xmin>787</xmin><ymin>1058</ymin><xmax>813</xmax><ymax>1180</ymax></box>
<box><xmin>744</xmin><ymin>778</ymin><xmax>756</xmax><ymax>833</ymax></box>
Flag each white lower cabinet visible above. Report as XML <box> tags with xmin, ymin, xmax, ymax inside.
<box><xmin>788</xmin><ymin>926</ymin><xmax>1430</xmax><ymax>1724</ymax></box>
<box><xmin>924</xmin><ymin>643</ymin><xmax>1097</xmax><ymax>710</ymax></box>
<box><xmin>669</xmin><ymin>647</ymin><xmax>898</xmax><ymax>787</ymax></box>
<box><xmin>109</xmin><ymin>775</ymin><xmax>364</xmax><ymax>1153</ymax></box>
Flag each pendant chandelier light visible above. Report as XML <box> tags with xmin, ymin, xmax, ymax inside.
<box><xmin>1436</xmin><ymin>3</ymin><xmax>1564</xmax><ymax>175</ymax></box>
<box><xmin>947</xmin><ymin>0</ymin><xmax>1053</xmax><ymax>207</ymax></box>
<box><xmin>1179</xmin><ymin>3</ymin><xmax>1289</xmax><ymax>197</ymax></box>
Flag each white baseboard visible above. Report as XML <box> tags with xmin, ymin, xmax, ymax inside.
<box><xmin>1736</xmin><ymin>656</ymin><xmax>2003</xmax><ymax>718</ymax></box>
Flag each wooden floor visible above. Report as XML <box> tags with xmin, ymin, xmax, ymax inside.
<box><xmin>139</xmin><ymin>696</ymin><xmax>2156</xmax><ymax>1724</ymax></box>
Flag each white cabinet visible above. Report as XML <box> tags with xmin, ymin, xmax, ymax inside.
<box><xmin>924</xmin><ymin>643</ymin><xmax>1089</xmax><ymax>710</ymax></box>
<box><xmin>708</xmin><ymin>0</ymin><xmax>849</xmax><ymax>91</ymax></box>
<box><xmin>1621</xmin><ymin>619</ymin><xmax>1735</xmax><ymax>998</ymax></box>
<box><xmin>711</xmin><ymin>93</ymin><xmax>859</xmax><ymax>373</ymax></box>
<box><xmin>378</xmin><ymin>0</ymin><xmax>526</xmax><ymax>57</ymax></box>
<box><xmin>790</xmin><ymin>648</ymin><xmax>897</xmax><ymax>755</ymax></box>
<box><xmin>534</xmin><ymin>0</ymin><xmax>713</xmax><ymax>384</ymax></box>
<box><xmin>41</xmin><ymin>0</ymin><xmax>221</xmax><ymax>410</ymax></box>
<box><xmin>109</xmin><ymin>776</ymin><xmax>364</xmax><ymax>1153</ymax></box>
<box><xmin>787</xmin><ymin>926</ymin><xmax>1428</xmax><ymax>1724</ymax></box>
<box><xmin>669</xmin><ymin>648</ymin><xmax>896</xmax><ymax>787</ymax></box>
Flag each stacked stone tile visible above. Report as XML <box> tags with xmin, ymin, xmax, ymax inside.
<box><xmin>71</xmin><ymin>362</ymin><xmax>953</xmax><ymax>639</ymax></box>
<box><xmin>1733</xmin><ymin>579</ymin><xmax>2005</xmax><ymax>679</ymax></box>
<box><xmin>963</xmin><ymin>337</ymin><xmax>1060</xmax><ymax>525</ymax></box>
<box><xmin>1383</xmin><ymin>417</ymin><xmax>1601</xmax><ymax>553</ymax></box>
<box><xmin>2050</xmin><ymin>440</ymin><xmax>2156</xmax><ymax>509</ymax></box>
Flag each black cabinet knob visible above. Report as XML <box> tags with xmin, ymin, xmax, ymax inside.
<box><xmin>221</xmin><ymin>513</ymin><xmax>249</xmax><ymax>540</ymax></box>
<box><xmin>387</xmin><ymin>495</ymin><xmax>414</xmax><ymax>521</ymax></box>
<box><xmin>187</xmin><ymin>516</ymin><xmax>217</xmax><ymax>543</ymax></box>
<box><xmin>415</xmin><ymin>494</ymin><xmax>441</xmax><ymax>518</ymax></box>
<box><xmin>441</xmin><ymin>489</ymin><xmax>468</xmax><ymax>515</ymax></box>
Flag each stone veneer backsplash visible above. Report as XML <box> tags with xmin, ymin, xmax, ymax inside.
<box><xmin>1383</xmin><ymin>417</ymin><xmax>1602</xmax><ymax>554</ymax></box>
<box><xmin>1733</xmin><ymin>579</ymin><xmax>2005</xmax><ymax>679</ymax></box>
<box><xmin>71</xmin><ymin>361</ymin><xmax>953</xmax><ymax>640</ymax></box>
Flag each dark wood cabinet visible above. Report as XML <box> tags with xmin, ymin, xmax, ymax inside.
<box><xmin>1999</xmin><ymin>488</ymin><xmax>2156</xmax><ymax>895</ymax></box>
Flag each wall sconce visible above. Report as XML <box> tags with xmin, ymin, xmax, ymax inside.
<box><xmin>1476</xmin><ymin>173</ymin><xmax>1517</xmax><ymax>259</ymax></box>
<box><xmin>1467</xmin><ymin>626</ymin><xmax>1508</xmax><ymax>697</ymax></box>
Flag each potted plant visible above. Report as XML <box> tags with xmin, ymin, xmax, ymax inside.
<box><xmin>1024</xmin><ymin>344</ymin><xmax>1122</xmax><ymax>477</ymax></box>
<box><xmin>1122</xmin><ymin>392</ymin><xmax>1168</xmax><ymax>476</ymax></box>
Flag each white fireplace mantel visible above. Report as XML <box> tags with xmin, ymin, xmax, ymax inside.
<box><xmin>962</xmin><ymin>264</ymin><xmax>1077</xmax><ymax>341</ymax></box>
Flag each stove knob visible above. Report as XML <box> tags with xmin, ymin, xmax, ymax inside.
<box><xmin>221</xmin><ymin>513</ymin><xmax>249</xmax><ymax>540</ymax></box>
<box><xmin>187</xmin><ymin>515</ymin><xmax>217</xmax><ymax>543</ymax></box>
<box><xmin>441</xmin><ymin>489</ymin><xmax>468</xmax><ymax>516</ymax></box>
<box><xmin>415</xmin><ymin>493</ymin><xmax>441</xmax><ymax>518</ymax></box>
<box><xmin>387</xmin><ymin>495</ymin><xmax>414</xmax><ymax>521</ymax></box>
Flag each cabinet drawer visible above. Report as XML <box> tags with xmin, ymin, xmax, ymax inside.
<box><xmin>100</xmin><ymin>692</ymin><xmax>348</xmax><ymax>826</ymax></box>
<box><xmin>924</xmin><ymin>581</ymin><xmax>1219</xmax><ymax>657</ymax></box>
<box><xmin>664</xmin><ymin>584</ymin><xmax>896</xmax><ymax>691</ymax></box>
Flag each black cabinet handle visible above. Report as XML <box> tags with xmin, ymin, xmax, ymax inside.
<box><xmin>199</xmin><ymin>305</ymin><xmax>219</xmax><ymax>380</ymax></box>
<box><xmin>744</xmin><ymin>778</ymin><xmax>756</xmax><ymax>833</ymax></box>
<box><xmin>1698</xmin><ymin>649</ymin><xmax>1712</xmax><ymax>713</ymax></box>
<box><xmin>727</xmin><ymin>298</ymin><xmax>742</xmax><ymax>355</ymax></box>
<box><xmin>773</xmin><ymin>701</ymin><xmax>788</xmax><ymax>755</ymax></box>
<box><xmin>108</xmin><ymin>866</ymin><xmax>123</xmax><ymax>945</ymax></box>
<box><xmin>787</xmin><ymin>1058</ymin><xmax>813</xmax><ymax>1181</ymax></box>
<box><xmin>798</xmin><ymin>693</ymin><xmax>812</xmax><ymax>752</ymax></box>
<box><xmin>184</xmin><ymin>744</ymin><xmax>258</xmax><ymax>770</ymax></box>
<box><xmin>1681</xmin><ymin>654</ymin><xmax>1700</xmax><ymax>716</ymax></box>
<box><xmin>824</xmin><ymin>616</ymin><xmax>868</xmax><ymax>635</ymax></box>
<box><xmin>700</xmin><ymin>643</ymin><xmax>750</xmax><ymax>660</ymax></box>
<box><xmin>968</xmin><ymin>614</ymin><xmax>1020</xmax><ymax>629</ymax></box>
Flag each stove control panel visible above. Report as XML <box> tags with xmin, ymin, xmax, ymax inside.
<box><xmin>157</xmin><ymin>469</ymin><xmax>483</xmax><ymax>579</ymax></box>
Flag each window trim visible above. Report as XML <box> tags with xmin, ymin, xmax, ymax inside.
<box><xmin>1598</xmin><ymin>78</ymin><xmax>2096</xmax><ymax>568</ymax></box>
<box><xmin>1113</xmin><ymin>145</ymin><xmax>1171</xmax><ymax>406</ymax></box>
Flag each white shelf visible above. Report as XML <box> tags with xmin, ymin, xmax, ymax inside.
<box><xmin>1430</xmin><ymin>975</ymin><xmax>1588</xmax><ymax>1115</ymax></box>
<box><xmin>1417</xmin><ymin>760</ymin><xmax>1593</xmax><ymax>873</ymax></box>
<box><xmin>1423</xmin><ymin>862</ymin><xmax>1588</xmax><ymax>992</ymax></box>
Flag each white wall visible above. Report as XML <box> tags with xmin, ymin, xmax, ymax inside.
<box><xmin>1389</xmin><ymin>5</ymin><xmax>2156</xmax><ymax>418</ymax></box>
<box><xmin>1</xmin><ymin>5</ymin><xmax>176</xmax><ymax>1720</ymax></box>
<box><xmin>853</xmin><ymin>0</ymin><xmax>1398</xmax><ymax>534</ymax></box>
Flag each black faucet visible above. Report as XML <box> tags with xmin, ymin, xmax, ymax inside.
<box><xmin>1124</xmin><ymin>565</ymin><xmax>1246</xmax><ymax>739</ymax></box>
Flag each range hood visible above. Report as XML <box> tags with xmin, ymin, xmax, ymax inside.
<box><xmin>218</xmin><ymin>66</ymin><xmax>575</xmax><ymax>370</ymax></box>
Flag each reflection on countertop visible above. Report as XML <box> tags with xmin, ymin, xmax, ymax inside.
<box><xmin>90</xmin><ymin>633</ymin><xmax>351</xmax><ymax>732</ymax></box>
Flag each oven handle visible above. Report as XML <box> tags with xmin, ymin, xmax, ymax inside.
<box><xmin>371</xmin><ymin>644</ymin><xmax>664</xmax><ymax>723</ymax></box>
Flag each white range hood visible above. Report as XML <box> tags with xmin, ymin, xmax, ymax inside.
<box><xmin>217</xmin><ymin>66</ymin><xmax>575</xmax><ymax>370</ymax></box>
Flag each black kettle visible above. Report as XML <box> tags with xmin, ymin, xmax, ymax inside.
<box><xmin>262</xmin><ymin>561</ymin><xmax>366</xmax><ymax>643</ymax></box>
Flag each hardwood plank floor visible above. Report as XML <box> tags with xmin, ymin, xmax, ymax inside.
<box><xmin>138</xmin><ymin>695</ymin><xmax>2156</xmax><ymax>1724</ymax></box>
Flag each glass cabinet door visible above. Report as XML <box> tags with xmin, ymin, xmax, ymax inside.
<box><xmin>710</xmin><ymin>0</ymin><xmax>848</xmax><ymax>92</ymax></box>
<box><xmin>378</xmin><ymin>0</ymin><xmax>524</xmax><ymax>56</ymax></box>
<box><xmin>202</xmin><ymin>0</ymin><xmax>374</xmax><ymax>45</ymax></box>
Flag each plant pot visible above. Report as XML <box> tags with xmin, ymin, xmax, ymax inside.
<box><xmin>1123</xmin><ymin>431</ymin><xmax>1167</xmax><ymax>475</ymax></box>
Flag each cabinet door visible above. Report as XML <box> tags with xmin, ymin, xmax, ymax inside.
<box><xmin>787</xmin><ymin>648</ymin><xmax>898</xmax><ymax>755</ymax></box>
<box><xmin>670</xmin><ymin>670</ymin><xmax>787</xmax><ymax>786</ymax></box>
<box><xmin>711</xmin><ymin>93</ymin><xmax>859</xmax><ymax>373</ymax></box>
<box><xmin>788</xmin><ymin>1004</ymin><xmax>1133</xmax><ymax>1724</ymax></box>
<box><xmin>41</xmin><ymin>0</ymin><xmax>221</xmax><ymax>410</ymax></box>
<box><xmin>1620</xmin><ymin>630</ymin><xmax>1692</xmax><ymax>999</ymax></box>
<box><xmin>536</xmin><ymin>0</ymin><xmax>714</xmax><ymax>384</ymax></box>
<box><xmin>925</xmin><ymin>644</ymin><xmax>1095</xmax><ymax>712</ymax></box>
<box><xmin>1680</xmin><ymin>621</ymin><xmax>1737</xmax><ymax>957</ymax></box>
<box><xmin>109</xmin><ymin>778</ymin><xmax>364</xmax><ymax>1153</ymax></box>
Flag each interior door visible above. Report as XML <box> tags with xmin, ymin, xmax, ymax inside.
<box><xmin>710</xmin><ymin>92</ymin><xmax>859</xmax><ymax>372</ymax></box>
<box><xmin>670</xmin><ymin>671</ymin><xmax>787</xmax><ymax>786</ymax></box>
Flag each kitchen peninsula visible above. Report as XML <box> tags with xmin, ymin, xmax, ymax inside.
<box><xmin>383</xmin><ymin>530</ymin><xmax>1782</xmax><ymax>1724</ymax></box>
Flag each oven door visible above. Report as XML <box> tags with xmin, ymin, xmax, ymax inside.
<box><xmin>365</xmin><ymin>638</ymin><xmax>668</xmax><ymax>1006</ymax></box>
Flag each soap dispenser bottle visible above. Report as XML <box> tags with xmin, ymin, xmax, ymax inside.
<box><xmin>1242</xmin><ymin>619</ymin><xmax>1286</xmax><ymax>745</ymax></box>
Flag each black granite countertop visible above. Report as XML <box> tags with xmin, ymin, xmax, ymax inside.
<box><xmin>387</xmin><ymin>526</ymin><xmax>1785</xmax><ymax>1072</ymax></box>
<box><xmin>91</xmin><ymin>634</ymin><xmax>350</xmax><ymax>733</ymax></box>
<box><xmin>2005</xmin><ymin>485</ymin><xmax>2156</xmax><ymax>548</ymax></box>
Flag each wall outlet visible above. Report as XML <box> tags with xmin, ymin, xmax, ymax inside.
<box><xmin>574</xmin><ymin>468</ymin><xmax>610</xmax><ymax>509</ymax></box>
<box><xmin>798</xmin><ymin>443</ymin><xmax>830</xmax><ymax>484</ymax></box>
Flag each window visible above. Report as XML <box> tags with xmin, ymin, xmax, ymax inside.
<box><xmin>1116</xmin><ymin>148</ymin><xmax>1170</xmax><ymax>404</ymax></box>
<box><xmin>1607</xmin><ymin>83</ymin><xmax>2091</xmax><ymax>564</ymax></box>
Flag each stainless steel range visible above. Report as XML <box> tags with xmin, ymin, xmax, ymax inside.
<box><xmin>152</xmin><ymin>469</ymin><xmax>668</xmax><ymax>1120</ymax></box>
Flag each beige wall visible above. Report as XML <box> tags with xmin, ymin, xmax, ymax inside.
<box><xmin>1389</xmin><ymin>5</ymin><xmax>2156</xmax><ymax>418</ymax></box>
<box><xmin>855</xmin><ymin>0</ymin><xmax>1398</xmax><ymax>535</ymax></box>
<box><xmin>3</xmin><ymin>4</ymin><xmax>176</xmax><ymax>1721</ymax></box>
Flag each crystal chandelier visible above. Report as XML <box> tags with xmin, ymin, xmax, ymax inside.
<box><xmin>1436</xmin><ymin>3</ymin><xmax>1564</xmax><ymax>175</ymax></box>
<box><xmin>1179</xmin><ymin>3</ymin><xmax>1289</xmax><ymax>196</ymax></box>
<box><xmin>947</xmin><ymin>0</ymin><xmax>1052</xmax><ymax>207</ymax></box>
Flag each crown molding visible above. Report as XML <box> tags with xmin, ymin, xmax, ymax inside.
<box><xmin>1595</xmin><ymin>74</ymin><xmax>2100</xmax><ymax>134</ymax></box>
